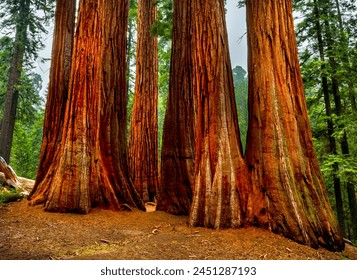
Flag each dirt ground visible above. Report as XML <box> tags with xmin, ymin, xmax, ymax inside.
<box><xmin>0</xmin><ymin>199</ymin><xmax>356</xmax><ymax>260</ymax></box>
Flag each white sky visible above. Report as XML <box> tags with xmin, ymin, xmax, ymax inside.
<box><xmin>226</xmin><ymin>1</ymin><xmax>247</xmax><ymax>70</ymax></box>
<box><xmin>34</xmin><ymin>0</ymin><xmax>247</xmax><ymax>96</ymax></box>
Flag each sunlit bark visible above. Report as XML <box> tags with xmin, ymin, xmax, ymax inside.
<box><xmin>129</xmin><ymin>0</ymin><xmax>159</xmax><ymax>202</ymax></box>
<box><xmin>245</xmin><ymin>0</ymin><xmax>344</xmax><ymax>251</ymax></box>
<box><xmin>29</xmin><ymin>0</ymin><xmax>76</xmax><ymax>202</ymax></box>
<box><xmin>157</xmin><ymin>0</ymin><xmax>195</xmax><ymax>214</ymax></box>
<box><xmin>188</xmin><ymin>0</ymin><xmax>246</xmax><ymax>228</ymax></box>
<box><xmin>29</xmin><ymin>0</ymin><xmax>144</xmax><ymax>213</ymax></box>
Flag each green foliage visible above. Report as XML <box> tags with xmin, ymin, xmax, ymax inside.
<box><xmin>0</xmin><ymin>0</ymin><xmax>55</xmax><ymax>64</ymax></box>
<box><xmin>232</xmin><ymin>65</ymin><xmax>248</xmax><ymax>151</ymax></box>
<box><xmin>149</xmin><ymin>0</ymin><xmax>173</xmax><ymax>152</ymax></box>
<box><xmin>0</xmin><ymin>36</ymin><xmax>12</xmax><ymax>111</ymax></box>
<box><xmin>0</xmin><ymin>187</ymin><xmax>23</xmax><ymax>205</ymax></box>
<box><xmin>295</xmin><ymin>0</ymin><xmax>357</xmax><ymax>239</ymax></box>
<box><xmin>0</xmin><ymin>34</ymin><xmax>44</xmax><ymax>178</ymax></box>
<box><xmin>0</xmin><ymin>0</ymin><xmax>54</xmax><ymax>175</ymax></box>
<box><xmin>126</xmin><ymin>0</ymin><xmax>173</xmax><ymax>153</ymax></box>
<box><xmin>10</xmin><ymin>108</ymin><xmax>44</xmax><ymax>179</ymax></box>
<box><xmin>150</xmin><ymin>0</ymin><xmax>173</xmax><ymax>41</ymax></box>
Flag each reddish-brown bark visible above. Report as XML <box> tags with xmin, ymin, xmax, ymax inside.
<box><xmin>188</xmin><ymin>0</ymin><xmax>246</xmax><ymax>228</ymax></box>
<box><xmin>29</xmin><ymin>0</ymin><xmax>144</xmax><ymax>213</ymax></box>
<box><xmin>244</xmin><ymin>0</ymin><xmax>344</xmax><ymax>251</ymax></box>
<box><xmin>28</xmin><ymin>0</ymin><xmax>76</xmax><ymax>202</ymax></box>
<box><xmin>128</xmin><ymin>0</ymin><xmax>159</xmax><ymax>202</ymax></box>
<box><xmin>157</xmin><ymin>0</ymin><xmax>195</xmax><ymax>215</ymax></box>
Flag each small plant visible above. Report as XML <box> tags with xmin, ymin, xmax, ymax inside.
<box><xmin>0</xmin><ymin>186</ymin><xmax>23</xmax><ymax>205</ymax></box>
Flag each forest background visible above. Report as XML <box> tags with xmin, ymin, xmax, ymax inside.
<box><xmin>0</xmin><ymin>0</ymin><xmax>356</xmax><ymax>242</ymax></box>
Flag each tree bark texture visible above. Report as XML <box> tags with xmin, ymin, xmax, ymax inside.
<box><xmin>245</xmin><ymin>0</ymin><xmax>344</xmax><ymax>251</ymax></box>
<box><xmin>28</xmin><ymin>0</ymin><xmax>144</xmax><ymax>213</ymax></box>
<box><xmin>188</xmin><ymin>0</ymin><xmax>246</xmax><ymax>229</ymax></box>
<box><xmin>0</xmin><ymin>0</ymin><xmax>30</xmax><ymax>163</ymax></box>
<box><xmin>28</xmin><ymin>0</ymin><xmax>76</xmax><ymax>202</ymax></box>
<box><xmin>157</xmin><ymin>0</ymin><xmax>195</xmax><ymax>215</ymax></box>
<box><xmin>128</xmin><ymin>0</ymin><xmax>159</xmax><ymax>202</ymax></box>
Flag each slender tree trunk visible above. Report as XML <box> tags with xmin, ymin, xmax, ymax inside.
<box><xmin>188</xmin><ymin>0</ymin><xmax>246</xmax><ymax>229</ymax></box>
<box><xmin>334</xmin><ymin>0</ymin><xmax>357</xmax><ymax>111</ymax></box>
<box><xmin>28</xmin><ymin>0</ymin><xmax>76</xmax><ymax>202</ymax></box>
<box><xmin>245</xmin><ymin>0</ymin><xmax>344</xmax><ymax>251</ymax></box>
<box><xmin>0</xmin><ymin>0</ymin><xmax>30</xmax><ymax>163</ymax></box>
<box><xmin>128</xmin><ymin>0</ymin><xmax>159</xmax><ymax>202</ymax></box>
<box><xmin>333</xmin><ymin>0</ymin><xmax>357</xmax><ymax>240</ymax></box>
<box><xmin>313</xmin><ymin>1</ymin><xmax>346</xmax><ymax>236</ymax></box>
<box><xmin>323</xmin><ymin>6</ymin><xmax>357</xmax><ymax>240</ymax></box>
<box><xmin>29</xmin><ymin>0</ymin><xmax>144</xmax><ymax>213</ymax></box>
<box><xmin>157</xmin><ymin>0</ymin><xmax>195</xmax><ymax>214</ymax></box>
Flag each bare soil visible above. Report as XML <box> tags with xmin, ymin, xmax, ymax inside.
<box><xmin>0</xmin><ymin>199</ymin><xmax>356</xmax><ymax>260</ymax></box>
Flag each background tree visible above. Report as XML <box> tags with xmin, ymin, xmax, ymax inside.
<box><xmin>0</xmin><ymin>0</ymin><xmax>54</xmax><ymax>163</ymax></box>
<box><xmin>233</xmin><ymin>65</ymin><xmax>248</xmax><ymax>151</ymax></box>
<box><xmin>0</xmin><ymin>36</ymin><xmax>13</xmax><ymax>111</ymax></box>
<box><xmin>244</xmin><ymin>0</ymin><xmax>344</xmax><ymax>251</ymax></box>
<box><xmin>0</xmin><ymin>36</ymin><xmax>44</xmax><ymax>179</ymax></box>
<box><xmin>128</xmin><ymin>0</ymin><xmax>159</xmax><ymax>202</ymax></box>
<box><xmin>153</xmin><ymin>0</ymin><xmax>173</xmax><ymax>152</ymax></box>
<box><xmin>0</xmin><ymin>0</ymin><xmax>31</xmax><ymax>163</ymax></box>
<box><xmin>29</xmin><ymin>0</ymin><xmax>144</xmax><ymax>213</ymax></box>
<box><xmin>294</xmin><ymin>0</ymin><xmax>357</xmax><ymax>241</ymax></box>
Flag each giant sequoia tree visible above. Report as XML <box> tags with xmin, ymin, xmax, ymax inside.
<box><xmin>128</xmin><ymin>0</ymin><xmax>159</xmax><ymax>202</ymax></box>
<box><xmin>29</xmin><ymin>0</ymin><xmax>144</xmax><ymax>213</ymax></box>
<box><xmin>244</xmin><ymin>0</ymin><xmax>344</xmax><ymax>251</ymax></box>
<box><xmin>188</xmin><ymin>0</ymin><xmax>246</xmax><ymax>229</ymax></box>
<box><xmin>159</xmin><ymin>0</ymin><xmax>246</xmax><ymax>226</ymax></box>
<box><xmin>29</xmin><ymin>0</ymin><xmax>76</xmax><ymax>201</ymax></box>
<box><xmin>157</xmin><ymin>0</ymin><xmax>195</xmax><ymax>215</ymax></box>
<box><xmin>24</xmin><ymin>0</ymin><xmax>345</xmax><ymax>252</ymax></box>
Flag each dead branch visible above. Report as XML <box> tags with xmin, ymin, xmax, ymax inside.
<box><xmin>0</xmin><ymin>156</ymin><xmax>35</xmax><ymax>194</ymax></box>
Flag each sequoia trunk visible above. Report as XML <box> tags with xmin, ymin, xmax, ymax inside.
<box><xmin>245</xmin><ymin>0</ymin><xmax>344</xmax><ymax>251</ymax></box>
<box><xmin>29</xmin><ymin>0</ymin><xmax>76</xmax><ymax>202</ymax></box>
<box><xmin>128</xmin><ymin>0</ymin><xmax>159</xmax><ymax>202</ymax></box>
<box><xmin>188</xmin><ymin>0</ymin><xmax>246</xmax><ymax>228</ymax></box>
<box><xmin>157</xmin><ymin>0</ymin><xmax>195</xmax><ymax>214</ymax></box>
<box><xmin>29</xmin><ymin>0</ymin><xmax>144</xmax><ymax>213</ymax></box>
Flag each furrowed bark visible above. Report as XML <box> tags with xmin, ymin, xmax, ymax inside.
<box><xmin>29</xmin><ymin>0</ymin><xmax>144</xmax><ymax>213</ymax></box>
<box><xmin>188</xmin><ymin>0</ymin><xmax>246</xmax><ymax>228</ymax></box>
<box><xmin>245</xmin><ymin>0</ymin><xmax>344</xmax><ymax>251</ymax></box>
<box><xmin>128</xmin><ymin>0</ymin><xmax>159</xmax><ymax>202</ymax></box>
<box><xmin>157</xmin><ymin>0</ymin><xmax>195</xmax><ymax>215</ymax></box>
<box><xmin>28</xmin><ymin>0</ymin><xmax>76</xmax><ymax>203</ymax></box>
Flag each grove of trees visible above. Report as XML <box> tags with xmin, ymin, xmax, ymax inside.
<box><xmin>1</xmin><ymin>0</ymin><xmax>356</xmax><ymax>252</ymax></box>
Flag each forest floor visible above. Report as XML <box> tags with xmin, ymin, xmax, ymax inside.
<box><xmin>0</xmin><ymin>199</ymin><xmax>356</xmax><ymax>260</ymax></box>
